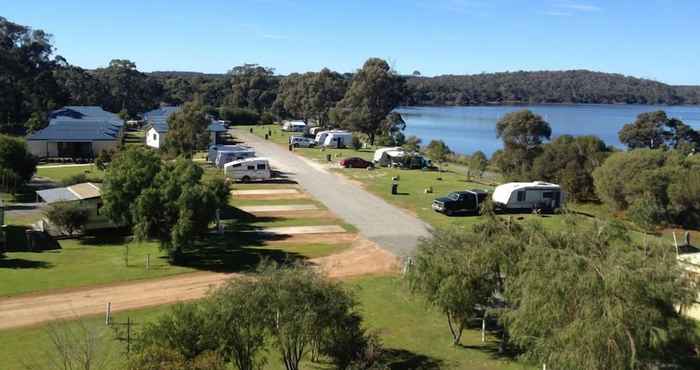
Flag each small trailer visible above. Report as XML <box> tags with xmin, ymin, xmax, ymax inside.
<box><xmin>322</xmin><ymin>131</ymin><xmax>353</xmax><ymax>148</ymax></box>
<box><xmin>491</xmin><ymin>181</ymin><xmax>565</xmax><ymax>212</ymax></box>
<box><xmin>282</xmin><ymin>120</ymin><xmax>307</xmax><ymax>132</ymax></box>
<box><xmin>224</xmin><ymin>158</ymin><xmax>272</xmax><ymax>182</ymax></box>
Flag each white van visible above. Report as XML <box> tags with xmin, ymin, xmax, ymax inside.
<box><xmin>224</xmin><ymin>158</ymin><xmax>272</xmax><ymax>182</ymax></box>
<box><xmin>323</xmin><ymin>131</ymin><xmax>353</xmax><ymax>148</ymax></box>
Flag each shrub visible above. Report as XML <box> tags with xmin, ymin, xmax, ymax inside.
<box><xmin>260</xmin><ymin>111</ymin><xmax>276</xmax><ymax>124</ymax></box>
<box><xmin>44</xmin><ymin>202</ymin><xmax>90</xmax><ymax>236</ymax></box>
<box><xmin>627</xmin><ymin>195</ymin><xmax>667</xmax><ymax>233</ymax></box>
<box><xmin>94</xmin><ymin>149</ymin><xmax>115</xmax><ymax>170</ymax></box>
<box><xmin>351</xmin><ymin>136</ymin><xmax>363</xmax><ymax>150</ymax></box>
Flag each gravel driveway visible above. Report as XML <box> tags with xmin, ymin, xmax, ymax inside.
<box><xmin>232</xmin><ymin>129</ymin><xmax>432</xmax><ymax>257</ymax></box>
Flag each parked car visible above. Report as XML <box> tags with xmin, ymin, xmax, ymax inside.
<box><xmin>432</xmin><ymin>190</ymin><xmax>489</xmax><ymax>216</ymax></box>
<box><xmin>339</xmin><ymin>157</ymin><xmax>373</xmax><ymax>169</ymax></box>
<box><xmin>289</xmin><ymin>136</ymin><xmax>316</xmax><ymax>148</ymax></box>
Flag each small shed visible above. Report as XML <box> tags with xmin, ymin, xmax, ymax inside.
<box><xmin>36</xmin><ymin>183</ymin><xmax>116</xmax><ymax>231</ymax></box>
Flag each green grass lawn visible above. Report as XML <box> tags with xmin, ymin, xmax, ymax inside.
<box><xmin>36</xmin><ymin>164</ymin><xmax>104</xmax><ymax>183</ymax></box>
<box><xmin>0</xmin><ymin>275</ymin><xmax>529</xmax><ymax>370</ymax></box>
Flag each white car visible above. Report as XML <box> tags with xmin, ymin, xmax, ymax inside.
<box><xmin>289</xmin><ymin>136</ymin><xmax>316</xmax><ymax>148</ymax></box>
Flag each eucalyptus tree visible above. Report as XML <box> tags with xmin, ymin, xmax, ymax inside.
<box><xmin>331</xmin><ymin>58</ymin><xmax>405</xmax><ymax>145</ymax></box>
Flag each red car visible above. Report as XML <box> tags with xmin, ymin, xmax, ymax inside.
<box><xmin>339</xmin><ymin>157</ymin><xmax>373</xmax><ymax>168</ymax></box>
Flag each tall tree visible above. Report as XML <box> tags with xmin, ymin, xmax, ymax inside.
<box><xmin>164</xmin><ymin>100</ymin><xmax>211</xmax><ymax>157</ymax></box>
<box><xmin>132</xmin><ymin>159</ymin><xmax>228</xmax><ymax>262</ymax></box>
<box><xmin>531</xmin><ymin>135</ymin><xmax>610</xmax><ymax>202</ymax></box>
<box><xmin>494</xmin><ymin>109</ymin><xmax>551</xmax><ymax>180</ymax></box>
<box><xmin>275</xmin><ymin>68</ymin><xmax>347</xmax><ymax>126</ymax></box>
<box><xmin>502</xmin><ymin>219</ymin><xmax>698</xmax><ymax>370</ymax></box>
<box><xmin>93</xmin><ymin>59</ymin><xmax>162</xmax><ymax>117</ymax></box>
<box><xmin>618</xmin><ymin>111</ymin><xmax>670</xmax><ymax>149</ymax></box>
<box><xmin>102</xmin><ymin>147</ymin><xmax>162</xmax><ymax>227</ymax></box>
<box><xmin>331</xmin><ymin>58</ymin><xmax>405</xmax><ymax>145</ymax></box>
<box><xmin>0</xmin><ymin>134</ymin><xmax>37</xmax><ymax>193</ymax></box>
<box><xmin>0</xmin><ymin>16</ymin><xmax>66</xmax><ymax>133</ymax></box>
<box><xmin>225</xmin><ymin>64</ymin><xmax>278</xmax><ymax>113</ymax></box>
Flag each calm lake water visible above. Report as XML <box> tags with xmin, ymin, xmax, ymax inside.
<box><xmin>397</xmin><ymin>105</ymin><xmax>700</xmax><ymax>156</ymax></box>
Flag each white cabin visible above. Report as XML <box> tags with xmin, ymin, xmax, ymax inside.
<box><xmin>323</xmin><ymin>131</ymin><xmax>353</xmax><ymax>148</ymax></box>
<box><xmin>491</xmin><ymin>181</ymin><xmax>565</xmax><ymax>211</ymax></box>
<box><xmin>224</xmin><ymin>158</ymin><xmax>272</xmax><ymax>182</ymax></box>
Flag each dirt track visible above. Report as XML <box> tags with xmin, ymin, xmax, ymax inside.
<box><xmin>0</xmin><ymin>239</ymin><xmax>397</xmax><ymax>330</ymax></box>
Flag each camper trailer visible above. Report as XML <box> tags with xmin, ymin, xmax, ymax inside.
<box><xmin>322</xmin><ymin>131</ymin><xmax>353</xmax><ymax>148</ymax></box>
<box><xmin>491</xmin><ymin>182</ymin><xmax>565</xmax><ymax>212</ymax></box>
<box><xmin>207</xmin><ymin>145</ymin><xmax>255</xmax><ymax>164</ymax></box>
<box><xmin>373</xmin><ymin>147</ymin><xmax>406</xmax><ymax>167</ymax></box>
<box><xmin>215</xmin><ymin>149</ymin><xmax>256</xmax><ymax>168</ymax></box>
<box><xmin>224</xmin><ymin>158</ymin><xmax>272</xmax><ymax>182</ymax></box>
<box><xmin>282</xmin><ymin>120</ymin><xmax>307</xmax><ymax>132</ymax></box>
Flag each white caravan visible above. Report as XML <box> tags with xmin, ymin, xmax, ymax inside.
<box><xmin>215</xmin><ymin>149</ymin><xmax>256</xmax><ymax>168</ymax></box>
<box><xmin>224</xmin><ymin>158</ymin><xmax>272</xmax><ymax>182</ymax></box>
<box><xmin>323</xmin><ymin>131</ymin><xmax>353</xmax><ymax>148</ymax></box>
<box><xmin>373</xmin><ymin>147</ymin><xmax>406</xmax><ymax>167</ymax></box>
<box><xmin>282</xmin><ymin>120</ymin><xmax>306</xmax><ymax>132</ymax></box>
<box><xmin>208</xmin><ymin>145</ymin><xmax>255</xmax><ymax>164</ymax></box>
<box><xmin>315</xmin><ymin>129</ymin><xmax>346</xmax><ymax>145</ymax></box>
<box><xmin>491</xmin><ymin>181</ymin><xmax>565</xmax><ymax>212</ymax></box>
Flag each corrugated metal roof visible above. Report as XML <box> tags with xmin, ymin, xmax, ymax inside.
<box><xmin>68</xmin><ymin>182</ymin><xmax>101</xmax><ymax>200</ymax></box>
<box><xmin>29</xmin><ymin>106</ymin><xmax>124</xmax><ymax>142</ymax></box>
<box><xmin>143</xmin><ymin>106</ymin><xmax>180</xmax><ymax>133</ymax></box>
<box><xmin>37</xmin><ymin>187</ymin><xmax>79</xmax><ymax>203</ymax></box>
<box><xmin>36</xmin><ymin>182</ymin><xmax>102</xmax><ymax>204</ymax></box>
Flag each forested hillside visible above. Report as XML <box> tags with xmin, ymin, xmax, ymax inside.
<box><xmin>404</xmin><ymin>70</ymin><xmax>695</xmax><ymax>106</ymax></box>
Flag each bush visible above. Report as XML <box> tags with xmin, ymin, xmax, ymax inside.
<box><xmin>351</xmin><ymin>136</ymin><xmax>363</xmax><ymax>150</ymax></box>
<box><xmin>627</xmin><ymin>195</ymin><xmax>667</xmax><ymax>233</ymax></box>
<box><xmin>44</xmin><ymin>202</ymin><xmax>90</xmax><ymax>236</ymax></box>
<box><xmin>0</xmin><ymin>134</ymin><xmax>38</xmax><ymax>192</ymax></box>
<box><xmin>94</xmin><ymin>149</ymin><xmax>115</xmax><ymax>170</ymax></box>
<box><xmin>61</xmin><ymin>172</ymin><xmax>102</xmax><ymax>186</ymax></box>
<box><xmin>219</xmin><ymin>107</ymin><xmax>260</xmax><ymax>125</ymax></box>
<box><xmin>260</xmin><ymin>111</ymin><xmax>276</xmax><ymax>124</ymax></box>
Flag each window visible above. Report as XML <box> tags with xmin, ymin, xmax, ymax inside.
<box><xmin>152</xmin><ymin>134</ymin><xmax>157</xmax><ymax>140</ymax></box>
<box><xmin>517</xmin><ymin>191</ymin><xmax>526</xmax><ymax>202</ymax></box>
<box><xmin>257</xmin><ymin>163</ymin><xmax>267</xmax><ymax>170</ymax></box>
<box><xmin>542</xmin><ymin>191</ymin><xmax>554</xmax><ymax>199</ymax></box>
<box><xmin>247</xmin><ymin>165</ymin><xmax>255</xmax><ymax>170</ymax></box>
<box><xmin>232</xmin><ymin>163</ymin><xmax>241</xmax><ymax>168</ymax></box>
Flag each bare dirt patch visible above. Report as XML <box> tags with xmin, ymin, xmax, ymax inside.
<box><xmin>265</xmin><ymin>233</ymin><xmax>358</xmax><ymax>245</ymax></box>
<box><xmin>312</xmin><ymin>237</ymin><xmax>400</xmax><ymax>279</ymax></box>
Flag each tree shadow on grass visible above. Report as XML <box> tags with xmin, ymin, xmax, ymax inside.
<box><xmin>382</xmin><ymin>348</ymin><xmax>443</xmax><ymax>370</ymax></box>
<box><xmin>179</xmin><ymin>232</ymin><xmax>305</xmax><ymax>273</ymax></box>
<box><xmin>0</xmin><ymin>256</ymin><xmax>52</xmax><ymax>269</ymax></box>
<box><xmin>79</xmin><ymin>228</ymin><xmax>132</xmax><ymax>246</ymax></box>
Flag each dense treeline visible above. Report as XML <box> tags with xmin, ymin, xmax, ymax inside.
<box><xmin>404</xmin><ymin>70</ymin><xmax>696</xmax><ymax>106</ymax></box>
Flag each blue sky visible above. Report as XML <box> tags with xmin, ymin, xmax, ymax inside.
<box><xmin>4</xmin><ymin>0</ymin><xmax>699</xmax><ymax>84</ymax></box>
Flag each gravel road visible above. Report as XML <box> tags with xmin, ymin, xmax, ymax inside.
<box><xmin>233</xmin><ymin>129</ymin><xmax>432</xmax><ymax>257</ymax></box>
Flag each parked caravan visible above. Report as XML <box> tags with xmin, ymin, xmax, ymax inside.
<box><xmin>282</xmin><ymin>120</ymin><xmax>306</xmax><ymax>132</ymax></box>
<box><xmin>224</xmin><ymin>158</ymin><xmax>272</xmax><ymax>182</ymax></box>
<box><xmin>309</xmin><ymin>127</ymin><xmax>324</xmax><ymax>136</ymax></box>
<box><xmin>215</xmin><ymin>149</ymin><xmax>256</xmax><ymax>168</ymax></box>
<box><xmin>323</xmin><ymin>131</ymin><xmax>353</xmax><ymax>148</ymax></box>
<box><xmin>207</xmin><ymin>145</ymin><xmax>255</xmax><ymax>163</ymax></box>
<box><xmin>492</xmin><ymin>181</ymin><xmax>565</xmax><ymax>212</ymax></box>
<box><xmin>373</xmin><ymin>147</ymin><xmax>406</xmax><ymax>167</ymax></box>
